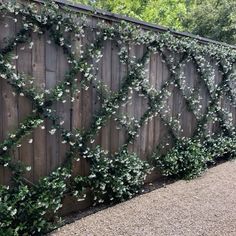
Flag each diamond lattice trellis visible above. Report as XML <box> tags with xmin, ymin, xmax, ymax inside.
<box><xmin>0</xmin><ymin>2</ymin><xmax>235</xmax><ymax>187</ymax></box>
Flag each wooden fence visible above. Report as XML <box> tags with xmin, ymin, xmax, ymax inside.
<box><xmin>0</xmin><ymin>0</ymin><xmax>236</xmax><ymax>215</ymax></box>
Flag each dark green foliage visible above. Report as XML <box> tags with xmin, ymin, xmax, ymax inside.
<box><xmin>73</xmin><ymin>0</ymin><xmax>236</xmax><ymax>44</ymax></box>
<box><xmin>0</xmin><ymin>168</ymin><xmax>69</xmax><ymax>235</ymax></box>
<box><xmin>205</xmin><ymin>135</ymin><xmax>236</xmax><ymax>160</ymax></box>
<box><xmin>184</xmin><ymin>0</ymin><xmax>236</xmax><ymax>44</ymax></box>
<box><xmin>88</xmin><ymin>148</ymin><xmax>150</xmax><ymax>203</ymax></box>
<box><xmin>154</xmin><ymin>138</ymin><xmax>210</xmax><ymax>179</ymax></box>
<box><xmin>73</xmin><ymin>0</ymin><xmax>191</xmax><ymax>31</ymax></box>
<box><xmin>154</xmin><ymin>136</ymin><xmax>236</xmax><ymax>180</ymax></box>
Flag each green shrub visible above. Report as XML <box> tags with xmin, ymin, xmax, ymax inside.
<box><xmin>205</xmin><ymin>135</ymin><xmax>236</xmax><ymax>160</ymax></box>
<box><xmin>76</xmin><ymin>147</ymin><xmax>151</xmax><ymax>204</ymax></box>
<box><xmin>0</xmin><ymin>168</ymin><xmax>70</xmax><ymax>235</ymax></box>
<box><xmin>154</xmin><ymin>135</ymin><xmax>236</xmax><ymax>180</ymax></box>
<box><xmin>154</xmin><ymin>138</ymin><xmax>211</xmax><ymax>180</ymax></box>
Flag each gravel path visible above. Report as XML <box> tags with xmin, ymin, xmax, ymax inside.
<box><xmin>50</xmin><ymin>161</ymin><xmax>236</xmax><ymax>236</ymax></box>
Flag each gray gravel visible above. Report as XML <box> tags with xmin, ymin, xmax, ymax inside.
<box><xmin>50</xmin><ymin>160</ymin><xmax>236</xmax><ymax>236</ymax></box>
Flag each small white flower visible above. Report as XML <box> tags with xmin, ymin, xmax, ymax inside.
<box><xmin>23</xmin><ymin>23</ymin><xmax>29</xmax><ymax>29</ymax></box>
<box><xmin>29</xmin><ymin>42</ymin><xmax>34</xmax><ymax>49</ymax></box>
<box><xmin>49</xmin><ymin>129</ymin><xmax>56</xmax><ymax>135</ymax></box>
<box><xmin>28</xmin><ymin>139</ymin><xmax>33</xmax><ymax>144</ymax></box>
<box><xmin>57</xmin><ymin>91</ymin><xmax>63</xmax><ymax>98</ymax></box>
<box><xmin>77</xmin><ymin>198</ymin><xmax>85</xmax><ymax>202</ymax></box>
<box><xmin>12</xmin><ymin>55</ymin><xmax>19</xmax><ymax>60</ymax></box>
<box><xmin>2</xmin><ymin>146</ymin><xmax>7</xmax><ymax>151</ymax></box>
<box><xmin>26</xmin><ymin>166</ymin><xmax>31</xmax><ymax>171</ymax></box>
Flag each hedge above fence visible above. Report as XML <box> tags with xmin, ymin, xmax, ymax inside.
<box><xmin>0</xmin><ymin>0</ymin><xmax>235</xmax><ymax>235</ymax></box>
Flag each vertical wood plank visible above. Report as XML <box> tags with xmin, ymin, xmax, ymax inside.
<box><xmin>118</xmin><ymin>44</ymin><xmax>128</xmax><ymax>150</ymax></box>
<box><xmin>1</xmin><ymin>16</ymin><xmax>19</xmax><ymax>184</ymax></box>
<box><xmin>213</xmin><ymin>60</ymin><xmax>222</xmax><ymax>134</ymax></box>
<box><xmin>181</xmin><ymin>61</ymin><xmax>197</xmax><ymax>138</ymax></box>
<box><xmin>32</xmin><ymin>32</ymin><xmax>46</xmax><ymax>182</ymax></box>
<box><xmin>127</xmin><ymin>43</ymin><xmax>135</xmax><ymax>153</ymax></box>
<box><xmin>160</xmin><ymin>51</ymin><xmax>173</xmax><ymax>154</ymax></box>
<box><xmin>80</xmin><ymin>19</ymin><xmax>103</xmax><ymax>153</ymax></box>
<box><xmin>171</xmin><ymin>53</ymin><xmax>182</xmax><ymax>139</ymax></box>
<box><xmin>189</xmin><ymin>62</ymin><xmax>198</xmax><ymax>137</ymax></box>
<box><xmin>0</xmin><ymin>15</ymin><xmax>5</xmax><ymax>184</ymax></box>
<box><xmin>57</xmin><ymin>46</ymin><xmax>70</xmax><ymax>166</ymax></box>
<box><xmin>91</xmin><ymin>18</ymin><xmax>102</xmax><ymax>150</ymax></box>
<box><xmin>81</xmin><ymin>29</ymin><xmax>93</xmax><ymax>176</ymax></box>
<box><xmin>45</xmin><ymin>33</ymin><xmax>58</xmax><ymax>175</ymax></box>
<box><xmin>153</xmin><ymin>53</ymin><xmax>163</xmax><ymax>151</ymax></box>
<box><xmin>101</xmin><ymin>40</ymin><xmax>112</xmax><ymax>153</ymax></box>
<box><xmin>133</xmin><ymin>45</ymin><xmax>143</xmax><ymax>157</ymax></box>
<box><xmin>204</xmin><ymin>58</ymin><xmax>214</xmax><ymax>135</ymax></box>
<box><xmin>17</xmin><ymin>28</ymin><xmax>33</xmax><ymax>181</ymax></box>
<box><xmin>139</xmin><ymin>46</ymin><xmax>149</xmax><ymax>160</ymax></box>
<box><xmin>147</xmin><ymin>53</ymin><xmax>157</xmax><ymax>157</ymax></box>
<box><xmin>110</xmin><ymin>40</ymin><xmax>120</xmax><ymax>155</ymax></box>
<box><xmin>71</xmin><ymin>32</ymin><xmax>82</xmax><ymax>177</ymax></box>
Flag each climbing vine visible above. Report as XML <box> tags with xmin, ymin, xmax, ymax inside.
<box><xmin>0</xmin><ymin>0</ymin><xmax>235</xmax><ymax>235</ymax></box>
